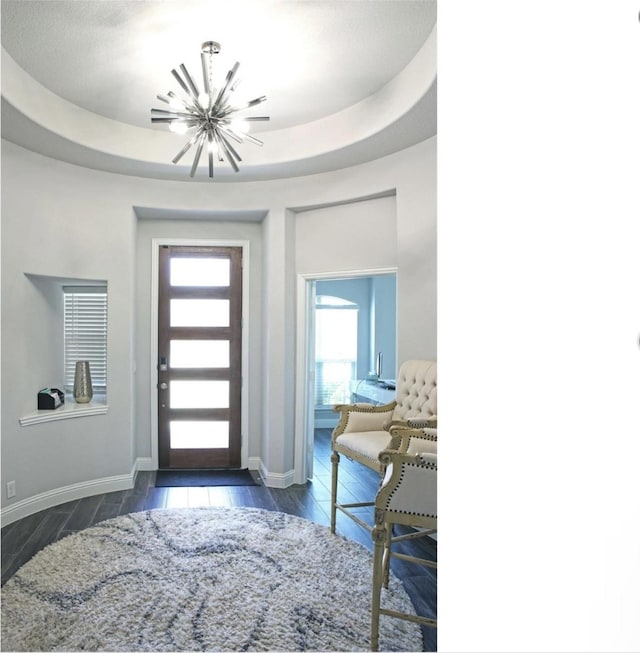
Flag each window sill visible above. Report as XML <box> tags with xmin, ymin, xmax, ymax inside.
<box><xmin>19</xmin><ymin>398</ymin><xmax>108</xmax><ymax>427</ymax></box>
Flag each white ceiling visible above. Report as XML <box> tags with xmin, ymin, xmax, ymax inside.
<box><xmin>1</xmin><ymin>0</ymin><xmax>437</xmax><ymax>182</ymax></box>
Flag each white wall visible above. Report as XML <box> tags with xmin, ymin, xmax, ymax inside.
<box><xmin>1</xmin><ymin>135</ymin><xmax>436</xmax><ymax>523</ymax></box>
<box><xmin>295</xmin><ymin>195</ymin><xmax>397</xmax><ymax>275</ymax></box>
<box><xmin>1</xmin><ymin>150</ymin><xmax>136</xmax><ymax>514</ymax></box>
<box><xmin>396</xmin><ymin>147</ymin><xmax>437</xmax><ymax>363</ymax></box>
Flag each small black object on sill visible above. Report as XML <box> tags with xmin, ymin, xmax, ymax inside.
<box><xmin>37</xmin><ymin>388</ymin><xmax>65</xmax><ymax>410</ymax></box>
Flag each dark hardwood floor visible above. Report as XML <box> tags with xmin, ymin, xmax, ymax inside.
<box><xmin>1</xmin><ymin>429</ymin><xmax>436</xmax><ymax>651</ymax></box>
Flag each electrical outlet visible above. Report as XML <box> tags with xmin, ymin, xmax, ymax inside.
<box><xmin>7</xmin><ymin>481</ymin><xmax>16</xmax><ymax>499</ymax></box>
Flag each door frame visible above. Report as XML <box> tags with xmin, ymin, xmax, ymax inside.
<box><xmin>150</xmin><ymin>238</ymin><xmax>251</xmax><ymax>470</ymax></box>
<box><xmin>294</xmin><ymin>266</ymin><xmax>397</xmax><ymax>484</ymax></box>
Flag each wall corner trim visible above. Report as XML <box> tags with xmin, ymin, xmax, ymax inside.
<box><xmin>256</xmin><ymin>459</ymin><xmax>297</xmax><ymax>489</ymax></box>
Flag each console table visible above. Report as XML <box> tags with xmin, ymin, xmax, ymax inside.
<box><xmin>349</xmin><ymin>380</ymin><xmax>395</xmax><ymax>405</ymax></box>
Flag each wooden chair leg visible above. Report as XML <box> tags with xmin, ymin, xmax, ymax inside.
<box><xmin>330</xmin><ymin>451</ymin><xmax>340</xmax><ymax>534</ymax></box>
<box><xmin>371</xmin><ymin>513</ymin><xmax>387</xmax><ymax>651</ymax></box>
<box><xmin>382</xmin><ymin>521</ymin><xmax>392</xmax><ymax>589</ymax></box>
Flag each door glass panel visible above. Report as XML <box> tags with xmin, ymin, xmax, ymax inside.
<box><xmin>170</xmin><ymin>299</ymin><xmax>229</xmax><ymax>327</ymax></box>
<box><xmin>170</xmin><ymin>258</ymin><xmax>230</xmax><ymax>287</ymax></box>
<box><xmin>170</xmin><ymin>421</ymin><xmax>229</xmax><ymax>449</ymax></box>
<box><xmin>170</xmin><ymin>340</ymin><xmax>230</xmax><ymax>368</ymax></box>
<box><xmin>170</xmin><ymin>380</ymin><xmax>229</xmax><ymax>409</ymax></box>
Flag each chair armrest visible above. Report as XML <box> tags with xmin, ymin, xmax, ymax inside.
<box><xmin>376</xmin><ymin>446</ymin><xmax>437</xmax><ymax>518</ymax></box>
<box><xmin>383</xmin><ymin>415</ymin><xmax>437</xmax><ymax>432</ymax></box>
<box><xmin>384</xmin><ymin>419</ymin><xmax>413</xmax><ymax>430</ymax></box>
<box><xmin>407</xmin><ymin>416</ymin><xmax>437</xmax><ymax>429</ymax></box>
<box><xmin>331</xmin><ymin>401</ymin><xmax>396</xmax><ymax>442</ymax></box>
<box><xmin>388</xmin><ymin>426</ymin><xmax>437</xmax><ymax>454</ymax></box>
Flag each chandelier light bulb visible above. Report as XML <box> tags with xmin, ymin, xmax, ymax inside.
<box><xmin>150</xmin><ymin>40</ymin><xmax>269</xmax><ymax>179</ymax></box>
<box><xmin>230</xmin><ymin>119</ymin><xmax>250</xmax><ymax>134</ymax></box>
<box><xmin>169</xmin><ymin>122</ymin><xmax>189</xmax><ymax>134</ymax></box>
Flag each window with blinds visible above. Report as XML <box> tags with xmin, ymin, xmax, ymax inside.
<box><xmin>314</xmin><ymin>296</ymin><xmax>358</xmax><ymax>406</ymax></box>
<box><xmin>63</xmin><ymin>286</ymin><xmax>108</xmax><ymax>395</ymax></box>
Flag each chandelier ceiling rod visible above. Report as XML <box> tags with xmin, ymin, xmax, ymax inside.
<box><xmin>151</xmin><ymin>40</ymin><xmax>269</xmax><ymax>179</ymax></box>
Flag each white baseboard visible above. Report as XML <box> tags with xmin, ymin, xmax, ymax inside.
<box><xmin>0</xmin><ymin>457</ymin><xmax>149</xmax><ymax>528</ymax></box>
<box><xmin>1</xmin><ymin>456</ymin><xmax>303</xmax><ymax>526</ymax></box>
<box><xmin>247</xmin><ymin>456</ymin><xmax>296</xmax><ymax>489</ymax></box>
<box><xmin>135</xmin><ymin>457</ymin><xmax>155</xmax><ymax>471</ymax></box>
<box><xmin>260</xmin><ymin>461</ymin><xmax>296</xmax><ymax>489</ymax></box>
<box><xmin>246</xmin><ymin>456</ymin><xmax>262</xmax><ymax>472</ymax></box>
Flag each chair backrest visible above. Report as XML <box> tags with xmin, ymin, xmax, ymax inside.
<box><xmin>392</xmin><ymin>360</ymin><xmax>437</xmax><ymax>421</ymax></box>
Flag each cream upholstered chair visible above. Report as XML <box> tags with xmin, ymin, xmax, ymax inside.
<box><xmin>330</xmin><ymin>359</ymin><xmax>436</xmax><ymax>535</ymax></box>
<box><xmin>370</xmin><ymin>426</ymin><xmax>437</xmax><ymax>651</ymax></box>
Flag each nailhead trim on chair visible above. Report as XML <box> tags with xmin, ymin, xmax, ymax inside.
<box><xmin>339</xmin><ymin>450</ymin><xmax>380</xmax><ymax>467</ymax></box>
<box><xmin>383</xmin><ymin>462</ymin><xmax>437</xmax><ymax>518</ymax></box>
<box><xmin>339</xmin><ymin>403</ymin><xmax>396</xmax><ymax>435</ymax></box>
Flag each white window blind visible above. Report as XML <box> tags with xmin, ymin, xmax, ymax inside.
<box><xmin>64</xmin><ymin>286</ymin><xmax>108</xmax><ymax>394</ymax></box>
<box><xmin>315</xmin><ymin>299</ymin><xmax>358</xmax><ymax>406</ymax></box>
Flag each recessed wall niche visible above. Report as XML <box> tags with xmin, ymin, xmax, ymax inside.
<box><xmin>23</xmin><ymin>273</ymin><xmax>108</xmax><ymax>411</ymax></box>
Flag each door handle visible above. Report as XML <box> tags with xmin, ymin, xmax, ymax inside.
<box><xmin>159</xmin><ymin>382</ymin><xmax>168</xmax><ymax>390</ymax></box>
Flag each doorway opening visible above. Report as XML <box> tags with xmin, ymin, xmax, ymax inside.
<box><xmin>296</xmin><ymin>271</ymin><xmax>397</xmax><ymax>482</ymax></box>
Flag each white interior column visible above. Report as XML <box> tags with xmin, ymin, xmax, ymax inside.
<box><xmin>260</xmin><ymin>208</ymin><xmax>297</xmax><ymax>487</ymax></box>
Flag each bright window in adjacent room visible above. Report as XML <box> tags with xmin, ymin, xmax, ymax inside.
<box><xmin>63</xmin><ymin>286</ymin><xmax>108</xmax><ymax>396</ymax></box>
<box><xmin>315</xmin><ymin>295</ymin><xmax>358</xmax><ymax>406</ymax></box>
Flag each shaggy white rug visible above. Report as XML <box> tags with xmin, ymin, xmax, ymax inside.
<box><xmin>1</xmin><ymin>507</ymin><xmax>423</xmax><ymax>651</ymax></box>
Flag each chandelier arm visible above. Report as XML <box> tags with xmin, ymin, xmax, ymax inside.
<box><xmin>207</xmin><ymin>132</ymin><xmax>214</xmax><ymax>178</ymax></box>
<box><xmin>244</xmin><ymin>116</ymin><xmax>271</xmax><ymax>122</ymax></box>
<box><xmin>213</xmin><ymin>62</ymin><xmax>240</xmax><ymax>113</ymax></box>
<box><xmin>216</xmin><ymin>105</ymin><xmax>235</xmax><ymax>119</ymax></box>
<box><xmin>217</xmin><ymin>125</ymin><xmax>243</xmax><ymax>145</ymax></box>
<box><xmin>190</xmin><ymin>131</ymin><xmax>207</xmax><ymax>177</ymax></box>
<box><xmin>179</xmin><ymin>64</ymin><xmax>200</xmax><ymax>98</ymax></box>
<box><xmin>214</xmin><ymin>131</ymin><xmax>239</xmax><ymax>173</ymax></box>
<box><xmin>232</xmin><ymin>130</ymin><xmax>264</xmax><ymax>147</ymax></box>
<box><xmin>172</xmin><ymin>128</ymin><xmax>204</xmax><ymax>164</ymax></box>
<box><xmin>217</xmin><ymin>131</ymin><xmax>243</xmax><ymax>163</ymax></box>
<box><xmin>152</xmin><ymin>118</ymin><xmax>195</xmax><ymax>124</ymax></box>
<box><xmin>151</xmin><ymin>109</ymin><xmax>199</xmax><ymax>119</ymax></box>
<box><xmin>226</xmin><ymin>96</ymin><xmax>267</xmax><ymax>113</ymax></box>
<box><xmin>171</xmin><ymin>69</ymin><xmax>192</xmax><ymax>97</ymax></box>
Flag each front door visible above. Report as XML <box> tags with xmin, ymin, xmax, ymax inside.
<box><xmin>158</xmin><ymin>245</ymin><xmax>242</xmax><ymax>469</ymax></box>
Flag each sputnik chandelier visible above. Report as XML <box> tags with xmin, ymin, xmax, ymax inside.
<box><xmin>151</xmin><ymin>41</ymin><xmax>269</xmax><ymax>178</ymax></box>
